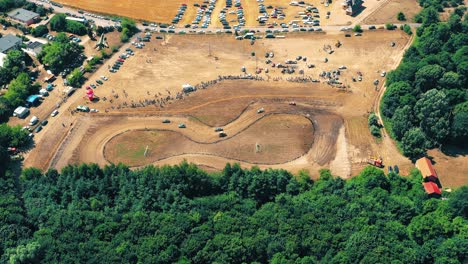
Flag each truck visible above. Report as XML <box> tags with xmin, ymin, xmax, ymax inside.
<box><xmin>367</xmin><ymin>157</ymin><xmax>383</xmax><ymax>168</ymax></box>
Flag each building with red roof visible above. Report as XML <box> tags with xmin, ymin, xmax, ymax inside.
<box><xmin>415</xmin><ymin>157</ymin><xmax>438</xmax><ymax>183</ymax></box>
<box><xmin>422</xmin><ymin>182</ymin><xmax>441</xmax><ymax>197</ymax></box>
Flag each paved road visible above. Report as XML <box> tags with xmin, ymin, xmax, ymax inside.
<box><xmin>28</xmin><ymin>0</ymin><xmax>421</xmax><ymax>35</ymax></box>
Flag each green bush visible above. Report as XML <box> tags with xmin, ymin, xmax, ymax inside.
<box><xmin>353</xmin><ymin>24</ymin><xmax>362</xmax><ymax>32</ymax></box>
<box><xmin>401</xmin><ymin>24</ymin><xmax>412</xmax><ymax>35</ymax></box>
<box><xmin>397</xmin><ymin>12</ymin><xmax>406</xmax><ymax>21</ymax></box>
<box><xmin>370</xmin><ymin>125</ymin><xmax>381</xmax><ymax>137</ymax></box>
<box><xmin>31</xmin><ymin>25</ymin><xmax>48</xmax><ymax>37</ymax></box>
<box><xmin>386</xmin><ymin>23</ymin><xmax>396</xmax><ymax>30</ymax></box>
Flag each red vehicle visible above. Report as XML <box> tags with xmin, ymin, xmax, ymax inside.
<box><xmin>367</xmin><ymin>157</ymin><xmax>383</xmax><ymax>168</ymax></box>
<box><xmin>268</xmin><ymin>25</ymin><xmax>274</xmax><ymax>28</ymax></box>
<box><xmin>117</xmin><ymin>58</ymin><xmax>125</xmax><ymax>63</ymax></box>
<box><xmin>7</xmin><ymin>147</ymin><xmax>17</xmax><ymax>154</ymax></box>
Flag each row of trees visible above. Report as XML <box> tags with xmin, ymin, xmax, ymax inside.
<box><xmin>0</xmin><ymin>162</ymin><xmax>464</xmax><ymax>263</ymax></box>
<box><xmin>0</xmin><ymin>0</ymin><xmax>25</xmax><ymax>12</ymax></box>
<box><xmin>119</xmin><ymin>18</ymin><xmax>138</xmax><ymax>42</ymax></box>
<box><xmin>381</xmin><ymin>6</ymin><xmax>467</xmax><ymax>160</ymax></box>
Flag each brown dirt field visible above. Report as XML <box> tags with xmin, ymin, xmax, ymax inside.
<box><xmin>70</xmin><ymin>31</ymin><xmax>410</xmax><ymax>114</ymax></box>
<box><xmin>362</xmin><ymin>0</ymin><xmax>422</xmax><ymax>25</ymax></box>
<box><xmin>427</xmin><ymin>149</ymin><xmax>468</xmax><ymax>189</ymax></box>
<box><xmin>25</xmin><ymin>31</ymin><xmax>462</xmax><ymax>184</ymax></box>
<box><xmin>188</xmin><ymin>98</ymin><xmax>254</xmax><ymax>127</ymax></box>
<box><xmin>104</xmin><ymin>114</ymin><xmax>314</xmax><ymax>166</ymax></box>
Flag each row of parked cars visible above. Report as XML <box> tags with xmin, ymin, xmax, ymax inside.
<box><xmin>172</xmin><ymin>4</ymin><xmax>187</xmax><ymax>24</ymax></box>
<box><xmin>110</xmin><ymin>48</ymin><xmax>134</xmax><ymax>73</ymax></box>
<box><xmin>192</xmin><ymin>0</ymin><xmax>218</xmax><ymax>28</ymax></box>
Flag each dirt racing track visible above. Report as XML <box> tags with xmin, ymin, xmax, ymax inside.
<box><xmin>49</xmin><ymin>82</ymin><xmax>346</xmax><ymax>173</ymax></box>
<box><xmin>28</xmin><ymin>31</ymin><xmax>415</xmax><ymax>179</ymax></box>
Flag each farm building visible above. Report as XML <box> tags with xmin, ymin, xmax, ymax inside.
<box><xmin>0</xmin><ymin>34</ymin><xmax>22</xmax><ymax>54</ymax></box>
<box><xmin>25</xmin><ymin>41</ymin><xmax>44</xmax><ymax>56</ymax></box>
<box><xmin>8</xmin><ymin>8</ymin><xmax>40</xmax><ymax>26</ymax></box>
<box><xmin>422</xmin><ymin>182</ymin><xmax>441</xmax><ymax>197</ymax></box>
<box><xmin>342</xmin><ymin>0</ymin><xmax>362</xmax><ymax>16</ymax></box>
<box><xmin>416</xmin><ymin>157</ymin><xmax>438</xmax><ymax>182</ymax></box>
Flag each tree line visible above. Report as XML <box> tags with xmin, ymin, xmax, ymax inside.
<box><xmin>381</xmin><ymin>5</ymin><xmax>467</xmax><ymax>160</ymax></box>
<box><xmin>0</xmin><ymin>162</ymin><xmax>465</xmax><ymax>263</ymax></box>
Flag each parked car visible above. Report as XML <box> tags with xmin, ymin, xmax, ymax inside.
<box><xmin>34</xmin><ymin>125</ymin><xmax>43</xmax><ymax>133</ymax></box>
<box><xmin>162</xmin><ymin>119</ymin><xmax>171</xmax><ymax>123</ymax></box>
<box><xmin>51</xmin><ymin>110</ymin><xmax>59</xmax><ymax>117</ymax></box>
<box><xmin>29</xmin><ymin>116</ymin><xmax>39</xmax><ymax>126</ymax></box>
<box><xmin>41</xmin><ymin>120</ymin><xmax>48</xmax><ymax>126</ymax></box>
<box><xmin>76</xmin><ymin>105</ymin><xmax>90</xmax><ymax>112</ymax></box>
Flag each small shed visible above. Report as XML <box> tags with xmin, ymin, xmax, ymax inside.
<box><xmin>422</xmin><ymin>182</ymin><xmax>441</xmax><ymax>197</ymax></box>
<box><xmin>26</xmin><ymin>95</ymin><xmax>41</xmax><ymax>106</ymax></box>
<box><xmin>13</xmin><ymin>106</ymin><xmax>30</xmax><ymax>118</ymax></box>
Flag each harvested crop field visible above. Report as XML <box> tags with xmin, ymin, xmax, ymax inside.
<box><xmin>55</xmin><ymin>0</ymin><xmax>196</xmax><ymax>23</ymax></box>
<box><xmin>55</xmin><ymin>0</ymin><xmax>386</xmax><ymax>26</ymax></box>
<box><xmin>363</xmin><ymin>0</ymin><xmax>422</xmax><ymax>24</ymax></box>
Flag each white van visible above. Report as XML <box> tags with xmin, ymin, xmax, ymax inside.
<box><xmin>29</xmin><ymin>116</ymin><xmax>39</xmax><ymax>126</ymax></box>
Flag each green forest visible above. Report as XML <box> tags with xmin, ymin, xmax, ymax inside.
<box><xmin>381</xmin><ymin>5</ymin><xmax>468</xmax><ymax>160</ymax></box>
<box><xmin>0</xmin><ymin>162</ymin><xmax>466</xmax><ymax>263</ymax></box>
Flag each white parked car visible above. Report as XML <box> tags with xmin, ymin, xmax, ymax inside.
<box><xmin>51</xmin><ymin>110</ymin><xmax>59</xmax><ymax>117</ymax></box>
<box><xmin>381</xmin><ymin>71</ymin><xmax>386</xmax><ymax>77</ymax></box>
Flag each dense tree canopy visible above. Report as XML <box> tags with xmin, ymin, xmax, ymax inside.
<box><xmin>0</xmin><ymin>0</ymin><xmax>25</xmax><ymax>12</ymax></box>
<box><xmin>31</xmin><ymin>25</ymin><xmax>49</xmax><ymax>37</ymax></box>
<box><xmin>49</xmin><ymin>13</ymin><xmax>87</xmax><ymax>36</ymax></box>
<box><xmin>0</xmin><ymin>162</ymin><xmax>464</xmax><ymax>263</ymax></box>
<box><xmin>49</xmin><ymin>13</ymin><xmax>67</xmax><ymax>32</ymax></box>
<box><xmin>381</xmin><ymin>7</ymin><xmax>467</xmax><ymax>158</ymax></box>
<box><xmin>0</xmin><ymin>50</ymin><xmax>26</xmax><ymax>87</ymax></box>
<box><xmin>38</xmin><ymin>33</ymin><xmax>84</xmax><ymax>74</ymax></box>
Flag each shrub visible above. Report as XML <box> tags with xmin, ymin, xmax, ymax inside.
<box><xmin>353</xmin><ymin>24</ymin><xmax>362</xmax><ymax>32</ymax></box>
<box><xmin>401</xmin><ymin>24</ymin><xmax>412</xmax><ymax>35</ymax></box>
<box><xmin>386</xmin><ymin>23</ymin><xmax>396</xmax><ymax>30</ymax></box>
<box><xmin>370</xmin><ymin>125</ymin><xmax>382</xmax><ymax>137</ymax></box>
<box><xmin>397</xmin><ymin>12</ymin><xmax>406</xmax><ymax>21</ymax></box>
